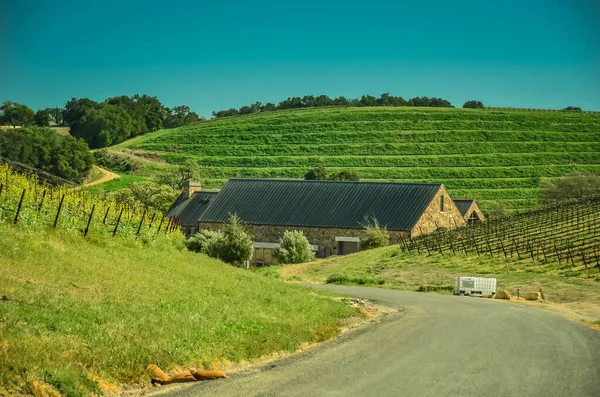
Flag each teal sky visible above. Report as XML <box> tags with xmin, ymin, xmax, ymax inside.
<box><xmin>2</xmin><ymin>0</ymin><xmax>600</xmax><ymax>116</ymax></box>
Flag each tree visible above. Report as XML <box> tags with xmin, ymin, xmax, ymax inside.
<box><xmin>157</xmin><ymin>161</ymin><xmax>203</xmax><ymax>190</ymax></box>
<box><xmin>562</xmin><ymin>106</ymin><xmax>582</xmax><ymax>112</ymax></box>
<box><xmin>360</xmin><ymin>217</ymin><xmax>389</xmax><ymax>250</ymax></box>
<box><xmin>304</xmin><ymin>167</ymin><xmax>328</xmax><ymax>180</ymax></box>
<box><xmin>165</xmin><ymin>105</ymin><xmax>201</xmax><ymax>128</ymax></box>
<box><xmin>463</xmin><ymin>100</ymin><xmax>484</xmax><ymax>109</ymax></box>
<box><xmin>542</xmin><ymin>172</ymin><xmax>600</xmax><ymax>202</ymax></box>
<box><xmin>127</xmin><ymin>182</ymin><xmax>179</xmax><ymax>212</ymax></box>
<box><xmin>359</xmin><ymin>95</ymin><xmax>377</xmax><ymax>107</ymax></box>
<box><xmin>275</xmin><ymin>230</ymin><xmax>314</xmax><ymax>264</ymax></box>
<box><xmin>0</xmin><ymin>101</ymin><xmax>35</xmax><ymax>128</ymax></box>
<box><xmin>333</xmin><ymin>96</ymin><xmax>349</xmax><ymax>106</ymax></box>
<box><xmin>34</xmin><ymin>109</ymin><xmax>51</xmax><ymax>127</ymax></box>
<box><xmin>0</xmin><ymin>126</ymin><xmax>93</xmax><ymax>182</ymax></box>
<box><xmin>315</xmin><ymin>95</ymin><xmax>334</xmax><ymax>107</ymax></box>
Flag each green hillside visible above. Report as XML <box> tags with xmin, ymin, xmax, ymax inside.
<box><xmin>0</xmin><ymin>222</ymin><xmax>354</xmax><ymax>396</ymax></box>
<box><xmin>110</xmin><ymin>107</ymin><xmax>600</xmax><ymax>212</ymax></box>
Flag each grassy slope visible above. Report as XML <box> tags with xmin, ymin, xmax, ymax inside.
<box><xmin>273</xmin><ymin>246</ymin><xmax>600</xmax><ymax>322</ymax></box>
<box><xmin>0</xmin><ymin>223</ymin><xmax>354</xmax><ymax>396</ymax></box>
<box><xmin>105</xmin><ymin>107</ymin><xmax>600</xmax><ymax>212</ymax></box>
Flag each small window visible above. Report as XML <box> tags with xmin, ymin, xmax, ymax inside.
<box><xmin>440</xmin><ymin>196</ymin><xmax>445</xmax><ymax>212</ymax></box>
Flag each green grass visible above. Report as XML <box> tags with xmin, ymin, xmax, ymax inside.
<box><xmin>0</xmin><ymin>222</ymin><xmax>355</xmax><ymax>396</ymax></box>
<box><xmin>104</xmin><ymin>107</ymin><xmax>600</xmax><ymax>212</ymax></box>
<box><xmin>278</xmin><ymin>246</ymin><xmax>600</xmax><ymax>317</ymax></box>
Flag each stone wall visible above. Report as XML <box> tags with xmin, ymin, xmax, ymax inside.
<box><xmin>411</xmin><ymin>186</ymin><xmax>466</xmax><ymax>237</ymax></box>
<box><xmin>465</xmin><ymin>202</ymin><xmax>485</xmax><ymax>222</ymax></box>
<box><xmin>198</xmin><ymin>221</ymin><xmax>410</xmax><ymax>256</ymax></box>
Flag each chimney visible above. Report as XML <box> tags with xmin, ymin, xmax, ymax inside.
<box><xmin>184</xmin><ymin>180</ymin><xmax>202</xmax><ymax>198</ymax></box>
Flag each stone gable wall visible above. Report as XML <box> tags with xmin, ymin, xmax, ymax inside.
<box><xmin>411</xmin><ymin>186</ymin><xmax>466</xmax><ymax>237</ymax></box>
<box><xmin>465</xmin><ymin>202</ymin><xmax>485</xmax><ymax>222</ymax></box>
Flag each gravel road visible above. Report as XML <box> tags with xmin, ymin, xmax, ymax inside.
<box><xmin>151</xmin><ymin>285</ymin><xmax>600</xmax><ymax>397</ymax></box>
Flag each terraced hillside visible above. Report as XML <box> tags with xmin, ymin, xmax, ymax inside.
<box><xmin>111</xmin><ymin>107</ymin><xmax>600</xmax><ymax>213</ymax></box>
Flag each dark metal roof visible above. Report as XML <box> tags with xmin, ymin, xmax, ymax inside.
<box><xmin>453</xmin><ymin>199</ymin><xmax>475</xmax><ymax>217</ymax></box>
<box><xmin>198</xmin><ymin>179</ymin><xmax>442</xmax><ymax>231</ymax></box>
<box><xmin>166</xmin><ymin>191</ymin><xmax>218</xmax><ymax>227</ymax></box>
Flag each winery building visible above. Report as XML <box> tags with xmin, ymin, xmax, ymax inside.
<box><xmin>167</xmin><ymin>179</ymin><xmax>470</xmax><ymax>263</ymax></box>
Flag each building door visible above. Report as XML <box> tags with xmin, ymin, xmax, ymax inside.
<box><xmin>338</xmin><ymin>241</ymin><xmax>359</xmax><ymax>255</ymax></box>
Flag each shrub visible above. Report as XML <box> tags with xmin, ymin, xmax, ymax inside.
<box><xmin>542</xmin><ymin>172</ymin><xmax>600</xmax><ymax>202</ymax></box>
<box><xmin>360</xmin><ymin>217</ymin><xmax>389</xmax><ymax>250</ymax></box>
<box><xmin>463</xmin><ymin>100</ymin><xmax>484</xmax><ymax>109</ymax></box>
<box><xmin>275</xmin><ymin>230</ymin><xmax>314</xmax><ymax>264</ymax></box>
<box><xmin>185</xmin><ymin>215</ymin><xmax>253</xmax><ymax>266</ymax></box>
<box><xmin>417</xmin><ymin>284</ymin><xmax>453</xmax><ymax>292</ymax></box>
<box><xmin>326</xmin><ymin>274</ymin><xmax>385</xmax><ymax>285</ymax></box>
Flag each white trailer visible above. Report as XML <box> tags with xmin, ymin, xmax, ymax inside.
<box><xmin>454</xmin><ymin>276</ymin><xmax>496</xmax><ymax>297</ymax></box>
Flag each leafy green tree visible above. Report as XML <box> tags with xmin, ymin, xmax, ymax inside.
<box><xmin>262</xmin><ymin>103</ymin><xmax>277</xmax><ymax>112</ymax></box>
<box><xmin>315</xmin><ymin>95</ymin><xmax>333</xmax><ymax>107</ymax></box>
<box><xmin>34</xmin><ymin>109</ymin><xmax>52</xmax><ymax>127</ymax></box>
<box><xmin>463</xmin><ymin>100</ymin><xmax>484</xmax><ymax>109</ymax></box>
<box><xmin>0</xmin><ymin>101</ymin><xmax>35</xmax><ymax>128</ymax></box>
<box><xmin>239</xmin><ymin>106</ymin><xmax>253</xmax><ymax>115</ymax></box>
<box><xmin>562</xmin><ymin>106</ymin><xmax>582</xmax><ymax>112</ymax></box>
<box><xmin>128</xmin><ymin>182</ymin><xmax>179</xmax><ymax>212</ymax></box>
<box><xmin>165</xmin><ymin>105</ymin><xmax>201</xmax><ymax>128</ymax></box>
<box><xmin>360</xmin><ymin>217</ymin><xmax>389</xmax><ymax>250</ymax></box>
<box><xmin>0</xmin><ymin>126</ymin><xmax>93</xmax><ymax>181</ymax></box>
<box><xmin>157</xmin><ymin>161</ymin><xmax>203</xmax><ymax>190</ymax></box>
<box><xmin>275</xmin><ymin>230</ymin><xmax>314</xmax><ymax>264</ymax></box>
<box><xmin>542</xmin><ymin>172</ymin><xmax>600</xmax><ymax>202</ymax></box>
<box><xmin>359</xmin><ymin>95</ymin><xmax>377</xmax><ymax>106</ymax></box>
<box><xmin>333</xmin><ymin>96</ymin><xmax>350</xmax><ymax>106</ymax></box>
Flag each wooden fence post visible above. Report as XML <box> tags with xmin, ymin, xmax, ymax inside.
<box><xmin>84</xmin><ymin>204</ymin><xmax>95</xmax><ymax>237</ymax></box>
<box><xmin>156</xmin><ymin>215</ymin><xmax>165</xmax><ymax>233</ymax></box>
<box><xmin>13</xmin><ymin>189</ymin><xmax>26</xmax><ymax>224</ymax></box>
<box><xmin>53</xmin><ymin>194</ymin><xmax>65</xmax><ymax>228</ymax></box>
<box><xmin>137</xmin><ymin>209</ymin><xmax>147</xmax><ymax>235</ymax></box>
<box><xmin>0</xmin><ymin>183</ymin><xmax>3</xmax><ymax>198</ymax></box>
<box><xmin>113</xmin><ymin>208</ymin><xmax>124</xmax><ymax>237</ymax></box>
<box><xmin>164</xmin><ymin>217</ymin><xmax>172</xmax><ymax>234</ymax></box>
<box><xmin>38</xmin><ymin>190</ymin><xmax>46</xmax><ymax>212</ymax></box>
<box><xmin>103</xmin><ymin>207</ymin><xmax>110</xmax><ymax>224</ymax></box>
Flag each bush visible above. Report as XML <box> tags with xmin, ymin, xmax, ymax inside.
<box><xmin>360</xmin><ymin>217</ymin><xmax>389</xmax><ymax>250</ymax></box>
<box><xmin>417</xmin><ymin>284</ymin><xmax>453</xmax><ymax>292</ymax></box>
<box><xmin>185</xmin><ymin>218</ymin><xmax>253</xmax><ymax>267</ymax></box>
<box><xmin>275</xmin><ymin>230</ymin><xmax>314</xmax><ymax>264</ymax></box>
<box><xmin>326</xmin><ymin>274</ymin><xmax>385</xmax><ymax>285</ymax></box>
<box><xmin>542</xmin><ymin>172</ymin><xmax>600</xmax><ymax>202</ymax></box>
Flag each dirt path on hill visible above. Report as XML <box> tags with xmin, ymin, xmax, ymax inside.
<box><xmin>84</xmin><ymin>166</ymin><xmax>120</xmax><ymax>187</ymax></box>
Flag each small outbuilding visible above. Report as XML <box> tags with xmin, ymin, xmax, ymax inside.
<box><xmin>452</xmin><ymin>199</ymin><xmax>485</xmax><ymax>226</ymax></box>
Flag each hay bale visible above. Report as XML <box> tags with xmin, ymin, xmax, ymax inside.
<box><xmin>495</xmin><ymin>290</ymin><xmax>511</xmax><ymax>300</ymax></box>
<box><xmin>526</xmin><ymin>292</ymin><xmax>541</xmax><ymax>301</ymax></box>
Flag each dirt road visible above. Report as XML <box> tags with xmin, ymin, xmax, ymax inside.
<box><xmin>155</xmin><ymin>285</ymin><xmax>600</xmax><ymax>397</ymax></box>
<box><xmin>84</xmin><ymin>166</ymin><xmax>120</xmax><ymax>187</ymax></box>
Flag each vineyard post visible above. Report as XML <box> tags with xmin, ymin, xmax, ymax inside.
<box><xmin>38</xmin><ymin>190</ymin><xmax>46</xmax><ymax>212</ymax></box>
<box><xmin>165</xmin><ymin>217</ymin><xmax>172</xmax><ymax>234</ymax></box>
<box><xmin>148</xmin><ymin>213</ymin><xmax>156</xmax><ymax>228</ymax></box>
<box><xmin>84</xmin><ymin>204</ymin><xmax>95</xmax><ymax>237</ymax></box>
<box><xmin>554</xmin><ymin>243</ymin><xmax>561</xmax><ymax>263</ymax></box>
<box><xmin>113</xmin><ymin>208</ymin><xmax>124</xmax><ymax>237</ymax></box>
<box><xmin>137</xmin><ymin>209</ymin><xmax>147</xmax><ymax>235</ymax></box>
<box><xmin>156</xmin><ymin>215</ymin><xmax>164</xmax><ymax>233</ymax></box>
<box><xmin>541</xmin><ymin>245</ymin><xmax>547</xmax><ymax>262</ymax></box>
<box><xmin>485</xmin><ymin>238</ymin><xmax>493</xmax><ymax>257</ymax></box>
<box><xmin>500</xmin><ymin>240</ymin><xmax>507</xmax><ymax>258</ymax></box>
<box><xmin>449</xmin><ymin>240</ymin><xmax>455</xmax><ymax>255</ymax></box>
<box><xmin>103</xmin><ymin>207</ymin><xmax>110</xmax><ymax>224</ymax></box>
<box><xmin>580</xmin><ymin>248</ymin><xmax>587</xmax><ymax>269</ymax></box>
<box><xmin>513</xmin><ymin>238</ymin><xmax>520</xmax><ymax>260</ymax></box>
<box><xmin>0</xmin><ymin>183</ymin><xmax>3</xmax><ymax>198</ymax></box>
<box><xmin>53</xmin><ymin>194</ymin><xmax>65</xmax><ymax>228</ymax></box>
<box><xmin>13</xmin><ymin>189</ymin><xmax>26</xmax><ymax>224</ymax></box>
